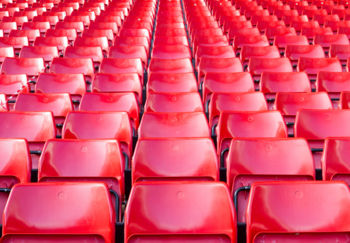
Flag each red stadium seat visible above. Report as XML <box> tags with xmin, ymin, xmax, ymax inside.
<box><xmin>138</xmin><ymin>112</ymin><xmax>210</xmax><ymax>139</ymax></box>
<box><xmin>114</xmin><ymin>36</ymin><xmax>149</xmax><ymax>54</ymax></box>
<box><xmin>216</xmin><ymin>111</ymin><xmax>287</xmax><ymax>156</ymax></box>
<box><xmin>314</xmin><ymin>34</ymin><xmax>350</xmax><ymax>50</ymax></box>
<box><xmin>74</xmin><ymin>36</ymin><xmax>109</xmax><ymax>53</ymax></box>
<box><xmin>152</xmin><ymin>44</ymin><xmax>191</xmax><ymax>60</ymax></box>
<box><xmin>285</xmin><ymin>45</ymin><xmax>325</xmax><ymax>63</ymax></box>
<box><xmin>45</xmin><ymin>29</ymin><xmax>77</xmax><ymax>42</ymax></box>
<box><xmin>109</xmin><ymin>46</ymin><xmax>147</xmax><ymax>66</ymax></box>
<box><xmin>100</xmin><ymin>58</ymin><xmax>143</xmax><ymax>81</ymax></box>
<box><xmin>64</xmin><ymin>46</ymin><xmax>103</xmax><ymax>64</ymax></box>
<box><xmin>196</xmin><ymin>46</ymin><xmax>235</xmax><ymax>66</ymax></box>
<box><xmin>0</xmin><ymin>22</ymin><xmax>17</xmax><ymax>34</ymax></box>
<box><xmin>0</xmin><ymin>111</ymin><xmax>55</xmax><ymax>169</ymax></box>
<box><xmin>1</xmin><ymin>57</ymin><xmax>44</xmax><ymax>77</ymax></box>
<box><xmin>92</xmin><ymin>73</ymin><xmax>142</xmax><ymax>103</ymax></box>
<box><xmin>240</xmin><ymin>46</ymin><xmax>280</xmax><ymax>64</ymax></box>
<box><xmin>91</xmin><ymin>22</ymin><xmax>118</xmax><ymax>35</ymax></box>
<box><xmin>2</xmin><ymin>182</ymin><xmax>116</xmax><ymax>242</ymax></box>
<box><xmin>62</xmin><ymin>111</ymin><xmax>132</xmax><ymax>157</ymax></box>
<box><xmin>9</xmin><ymin>29</ymin><xmax>40</xmax><ymax>43</ymax></box>
<box><xmin>50</xmin><ymin>58</ymin><xmax>94</xmax><ymax>81</ymax></box>
<box><xmin>233</xmin><ymin>34</ymin><xmax>269</xmax><ymax>52</ymax></box>
<box><xmin>248</xmin><ymin>58</ymin><xmax>293</xmax><ymax>80</ymax></box>
<box><xmin>132</xmin><ymin>138</ymin><xmax>218</xmax><ymax>183</ymax></box>
<box><xmin>208</xmin><ymin>92</ymin><xmax>267</xmax><ymax>127</ymax></box>
<box><xmin>0</xmin><ymin>74</ymin><xmax>28</xmax><ymax>101</ymax></box>
<box><xmin>147</xmin><ymin>72</ymin><xmax>197</xmax><ymax>94</ymax></box>
<box><xmin>144</xmin><ymin>92</ymin><xmax>203</xmax><ymax>113</ymax></box>
<box><xmin>22</xmin><ymin>21</ymin><xmax>50</xmax><ymax>33</ymax></box>
<box><xmin>298</xmin><ymin>57</ymin><xmax>342</xmax><ymax>79</ymax></box>
<box><xmin>322</xmin><ymin>138</ymin><xmax>350</xmax><ymax>183</ymax></box>
<box><xmin>247</xmin><ymin>181</ymin><xmax>350</xmax><ymax>242</ymax></box>
<box><xmin>228</xmin><ymin>138</ymin><xmax>314</xmax><ymax>223</ymax></box>
<box><xmin>34</xmin><ymin>36</ymin><xmax>69</xmax><ymax>52</ymax></box>
<box><xmin>55</xmin><ymin>21</ymin><xmax>84</xmax><ymax>33</ymax></box>
<box><xmin>330</xmin><ymin>44</ymin><xmax>350</xmax><ymax>63</ymax></box>
<box><xmin>83</xmin><ymin>29</ymin><xmax>114</xmax><ymax>44</ymax></box>
<box><xmin>20</xmin><ymin>46</ymin><xmax>59</xmax><ymax>63</ymax></box>
<box><xmin>341</xmin><ymin>91</ymin><xmax>350</xmax><ymax>109</ymax></box>
<box><xmin>0</xmin><ymin>47</ymin><xmax>14</xmax><ymax>63</ymax></box>
<box><xmin>33</xmin><ymin>15</ymin><xmax>59</xmax><ymax>25</ymax></box>
<box><xmin>125</xmin><ymin>181</ymin><xmax>236</xmax><ymax>242</ymax></box>
<box><xmin>79</xmin><ymin>92</ymin><xmax>140</xmax><ymax>128</ymax></box>
<box><xmin>0</xmin><ymin>36</ymin><xmax>28</xmax><ymax>51</ymax></box>
<box><xmin>274</xmin><ymin>35</ymin><xmax>309</xmax><ymax>49</ymax></box>
<box><xmin>148</xmin><ymin>58</ymin><xmax>193</xmax><ymax>74</ymax></box>
<box><xmin>38</xmin><ymin>139</ymin><xmax>125</xmax><ymax>204</ymax></box>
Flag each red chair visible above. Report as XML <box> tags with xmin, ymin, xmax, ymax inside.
<box><xmin>83</xmin><ymin>29</ymin><xmax>114</xmax><ymax>44</ymax></box>
<box><xmin>0</xmin><ymin>22</ymin><xmax>17</xmax><ymax>34</ymax></box>
<box><xmin>147</xmin><ymin>72</ymin><xmax>197</xmax><ymax>94</ymax></box>
<box><xmin>132</xmin><ymin>138</ymin><xmax>218</xmax><ymax>183</ymax></box>
<box><xmin>295</xmin><ymin>109</ymin><xmax>350</xmax><ymax>175</ymax></box>
<box><xmin>0</xmin><ymin>47</ymin><xmax>14</xmax><ymax>63</ymax></box>
<box><xmin>228</xmin><ymin>138</ymin><xmax>314</xmax><ymax>224</ymax></box>
<box><xmin>114</xmin><ymin>36</ymin><xmax>149</xmax><ymax>55</ymax></box>
<box><xmin>248</xmin><ymin>58</ymin><xmax>293</xmax><ymax>80</ymax></box>
<box><xmin>109</xmin><ymin>45</ymin><xmax>147</xmax><ymax>66</ymax></box>
<box><xmin>100</xmin><ymin>58</ymin><xmax>143</xmax><ymax>82</ymax></box>
<box><xmin>33</xmin><ymin>15</ymin><xmax>59</xmax><ymax>25</ymax></box>
<box><xmin>139</xmin><ymin>112</ymin><xmax>210</xmax><ymax>139</ymax></box>
<box><xmin>50</xmin><ymin>57</ymin><xmax>94</xmax><ymax>82</ymax></box>
<box><xmin>145</xmin><ymin>92</ymin><xmax>203</xmax><ymax>113</ymax></box>
<box><xmin>62</xmin><ymin>111</ymin><xmax>132</xmax><ymax>157</ymax></box>
<box><xmin>247</xmin><ymin>181</ymin><xmax>350</xmax><ymax>242</ymax></box>
<box><xmin>196</xmin><ymin>46</ymin><xmax>235</xmax><ymax>66</ymax></box>
<box><xmin>79</xmin><ymin>92</ymin><xmax>140</xmax><ymax>129</ymax></box>
<box><xmin>298</xmin><ymin>57</ymin><xmax>342</xmax><ymax>80</ymax></box>
<box><xmin>0</xmin><ymin>111</ymin><xmax>56</xmax><ymax>169</ymax></box>
<box><xmin>240</xmin><ymin>46</ymin><xmax>280</xmax><ymax>64</ymax></box>
<box><xmin>152</xmin><ymin>44</ymin><xmax>191</xmax><ymax>60</ymax></box>
<box><xmin>64</xmin><ymin>46</ymin><xmax>103</xmax><ymax>64</ymax></box>
<box><xmin>9</xmin><ymin>29</ymin><xmax>39</xmax><ymax>43</ymax></box>
<box><xmin>22</xmin><ymin>21</ymin><xmax>50</xmax><ymax>33</ymax></box>
<box><xmin>125</xmin><ymin>181</ymin><xmax>236</xmax><ymax>243</ymax></box>
<box><xmin>285</xmin><ymin>45</ymin><xmax>325</xmax><ymax>64</ymax></box>
<box><xmin>314</xmin><ymin>34</ymin><xmax>349</xmax><ymax>50</ymax></box>
<box><xmin>0</xmin><ymin>138</ymin><xmax>31</xmax><ymax>219</ymax></box>
<box><xmin>148</xmin><ymin>58</ymin><xmax>193</xmax><ymax>74</ymax></box>
<box><xmin>274</xmin><ymin>35</ymin><xmax>309</xmax><ymax>50</ymax></box>
<box><xmin>45</xmin><ymin>28</ymin><xmax>77</xmax><ymax>42</ymax></box>
<box><xmin>0</xmin><ymin>36</ymin><xmax>28</xmax><ymax>51</ymax></box>
<box><xmin>0</xmin><ymin>74</ymin><xmax>28</xmax><ymax>102</ymax></box>
<box><xmin>330</xmin><ymin>44</ymin><xmax>350</xmax><ymax>64</ymax></box>
<box><xmin>74</xmin><ymin>36</ymin><xmax>109</xmax><ymax>53</ymax></box>
<box><xmin>19</xmin><ymin>46</ymin><xmax>59</xmax><ymax>63</ymax></box>
<box><xmin>38</xmin><ymin>139</ymin><xmax>125</xmax><ymax>206</ymax></box>
<box><xmin>208</xmin><ymin>92</ymin><xmax>267</xmax><ymax>128</ymax></box>
<box><xmin>55</xmin><ymin>21</ymin><xmax>84</xmax><ymax>33</ymax></box>
<box><xmin>322</xmin><ymin>138</ymin><xmax>350</xmax><ymax>183</ymax></box>
<box><xmin>2</xmin><ymin>182</ymin><xmax>116</xmax><ymax>242</ymax></box>
<box><xmin>1</xmin><ymin>57</ymin><xmax>44</xmax><ymax>77</ymax></box>
<box><xmin>216</xmin><ymin>111</ymin><xmax>287</xmax><ymax>157</ymax></box>
<box><xmin>92</xmin><ymin>73</ymin><xmax>142</xmax><ymax>103</ymax></box>
<box><xmin>34</xmin><ymin>36</ymin><xmax>69</xmax><ymax>52</ymax></box>
<box><xmin>233</xmin><ymin>34</ymin><xmax>269</xmax><ymax>52</ymax></box>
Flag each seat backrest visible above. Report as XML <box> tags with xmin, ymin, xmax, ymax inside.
<box><xmin>285</xmin><ymin>44</ymin><xmax>325</xmax><ymax>61</ymax></box>
<box><xmin>62</xmin><ymin>111</ymin><xmax>132</xmax><ymax>155</ymax></box>
<box><xmin>147</xmin><ymin>72</ymin><xmax>197</xmax><ymax>93</ymax></box>
<box><xmin>295</xmin><ymin>109</ymin><xmax>350</xmax><ymax>140</ymax></box>
<box><xmin>247</xmin><ymin>181</ymin><xmax>350</xmax><ymax>242</ymax></box>
<box><xmin>260</xmin><ymin>72</ymin><xmax>311</xmax><ymax>93</ymax></box>
<box><xmin>35</xmin><ymin>73</ymin><xmax>86</xmax><ymax>95</ymax></box>
<box><xmin>38</xmin><ymin>139</ymin><xmax>124</xmax><ymax>198</ymax></box>
<box><xmin>148</xmin><ymin>58</ymin><xmax>193</xmax><ymax>73</ymax></box>
<box><xmin>317</xmin><ymin>71</ymin><xmax>350</xmax><ymax>93</ymax></box>
<box><xmin>132</xmin><ymin>138</ymin><xmax>218</xmax><ymax>184</ymax></box>
<box><xmin>100</xmin><ymin>58</ymin><xmax>143</xmax><ymax>78</ymax></box>
<box><xmin>298</xmin><ymin>57</ymin><xmax>342</xmax><ymax>75</ymax></box>
<box><xmin>0</xmin><ymin>111</ymin><xmax>56</xmax><ymax>142</ymax></box>
<box><xmin>19</xmin><ymin>46</ymin><xmax>59</xmax><ymax>62</ymax></box>
<box><xmin>2</xmin><ymin>182</ymin><xmax>115</xmax><ymax>242</ymax></box>
<box><xmin>275</xmin><ymin>92</ymin><xmax>332</xmax><ymax>116</ymax></box>
<box><xmin>50</xmin><ymin>57</ymin><xmax>94</xmax><ymax>76</ymax></box>
<box><xmin>0</xmin><ymin>74</ymin><xmax>28</xmax><ymax>95</ymax></box>
<box><xmin>125</xmin><ymin>181</ymin><xmax>236</xmax><ymax>243</ymax></box>
<box><xmin>1</xmin><ymin>57</ymin><xmax>44</xmax><ymax>76</ymax></box>
<box><xmin>248</xmin><ymin>57</ymin><xmax>293</xmax><ymax>76</ymax></box>
<box><xmin>14</xmin><ymin>93</ymin><xmax>73</xmax><ymax>117</ymax></box>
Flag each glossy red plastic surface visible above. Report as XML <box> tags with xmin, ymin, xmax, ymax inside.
<box><xmin>145</xmin><ymin>92</ymin><xmax>203</xmax><ymax>112</ymax></box>
<box><xmin>64</xmin><ymin>46</ymin><xmax>103</xmax><ymax>63</ymax></box>
<box><xmin>248</xmin><ymin>58</ymin><xmax>293</xmax><ymax>76</ymax></box>
<box><xmin>285</xmin><ymin>45</ymin><xmax>325</xmax><ymax>61</ymax></box>
<box><xmin>15</xmin><ymin>93</ymin><xmax>73</xmax><ymax>117</ymax></box>
<box><xmin>298</xmin><ymin>57</ymin><xmax>342</xmax><ymax>75</ymax></box>
<box><xmin>260</xmin><ymin>72</ymin><xmax>311</xmax><ymax>93</ymax></box>
<box><xmin>247</xmin><ymin>181</ymin><xmax>350</xmax><ymax>242</ymax></box>
<box><xmin>2</xmin><ymin>182</ymin><xmax>115</xmax><ymax>242</ymax></box>
<box><xmin>1</xmin><ymin>57</ymin><xmax>44</xmax><ymax>76</ymax></box>
<box><xmin>275</xmin><ymin>92</ymin><xmax>332</xmax><ymax>116</ymax></box>
<box><xmin>109</xmin><ymin>46</ymin><xmax>147</xmax><ymax>66</ymax></box>
<box><xmin>35</xmin><ymin>73</ymin><xmax>86</xmax><ymax>95</ymax></box>
<box><xmin>50</xmin><ymin>58</ymin><xmax>94</xmax><ymax>77</ymax></box>
<box><xmin>217</xmin><ymin>111</ymin><xmax>287</xmax><ymax>152</ymax></box>
<box><xmin>45</xmin><ymin>29</ymin><xmax>77</xmax><ymax>42</ymax></box>
<box><xmin>9</xmin><ymin>29</ymin><xmax>39</xmax><ymax>42</ymax></box>
<box><xmin>341</xmin><ymin>91</ymin><xmax>350</xmax><ymax>108</ymax></box>
<box><xmin>274</xmin><ymin>35</ymin><xmax>309</xmax><ymax>48</ymax></box>
<box><xmin>295</xmin><ymin>109</ymin><xmax>350</xmax><ymax>139</ymax></box>
<box><xmin>139</xmin><ymin>112</ymin><xmax>210</xmax><ymax>139</ymax></box>
<box><xmin>148</xmin><ymin>58</ymin><xmax>193</xmax><ymax>74</ymax></box>
<box><xmin>0</xmin><ymin>47</ymin><xmax>14</xmax><ymax>63</ymax></box>
<box><xmin>38</xmin><ymin>139</ymin><xmax>124</xmax><ymax>198</ymax></box>
<box><xmin>240</xmin><ymin>46</ymin><xmax>280</xmax><ymax>62</ymax></box>
<box><xmin>152</xmin><ymin>44</ymin><xmax>191</xmax><ymax>60</ymax></box>
<box><xmin>74</xmin><ymin>36</ymin><xmax>109</xmax><ymax>52</ymax></box>
<box><xmin>0</xmin><ymin>74</ymin><xmax>28</xmax><ymax>95</ymax></box>
<box><xmin>80</xmin><ymin>92</ymin><xmax>139</xmax><ymax>128</ymax></box>
<box><xmin>132</xmin><ymin>138</ymin><xmax>218</xmax><ymax>183</ymax></box>
<box><xmin>100</xmin><ymin>58</ymin><xmax>143</xmax><ymax>79</ymax></box>
<box><xmin>330</xmin><ymin>44</ymin><xmax>350</xmax><ymax>61</ymax></box>
<box><xmin>198</xmin><ymin>57</ymin><xmax>243</xmax><ymax>80</ymax></box>
<box><xmin>315</xmin><ymin>34</ymin><xmax>350</xmax><ymax>48</ymax></box>
<box><xmin>196</xmin><ymin>46</ymin><xmax>235</xmax><ymax>65</ymax></box>
<box><xmin>55</xmin><ymin>21</ymin><xmax>84</xmax><ymax>33</ymax></box>
<box><xmin>62</xmin><ymin>111</ymin><xmax>132</xmax><ymax>156</ymax></box>
<box><xmin>125</xmin><ymin>181</ymin><xmax>236</xmax><ymax>243</ymax></box>
<box><xmin>34</xmin><ymin>36</ymin><xmax>69</xmax><ymax>51</ymax></box>
<box><xmin>0</xmin><ymin>111</ymin><xmax>56</xmax><ymax>141</ymax></box>
<box><xmin>317</xmin><ymin>71</ymin><xmax>350</xmax><ymax>94</ymax></box>
<box><xmin>147</xmin><ymin>72</ymin><xmax>197</xmax><ymax>94</ymax></box>
<box><xmin>19</xmin><ymin>46</ymin><xmax>59</xmax><ymax>62</ymax></box>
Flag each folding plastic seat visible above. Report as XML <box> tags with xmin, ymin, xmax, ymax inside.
<box><xmin>0</xmin><ymin>10</ymin><xmax>9</xmax><ymax>21</ymax></box>
<box><xmin>9</xmin><ymin>29</ymin><xmax>39</xmax><ymax>43</ymax></box>
<box><xmin>208</xmin><ymin>92</ymin><xmax>267</xmax><ymax>128</ymax></box>
<box><xmin>0</xmin><ymin>37</ymin><xmax>28</xmax><ymax>53</ymax></box>
<box><xmin>34</xmin><ymin>36</ymin><xmax>68</xmax><ymax>52</ymax></box>
<box><xmin>15</xmin><ymin>10</ymin><xmax>38</xmax><ymax>20</ymax></box>
<box><xmin>192</xmin><ymin>36</ymin><xmax>229</xmax><ymax>54</ymax></box>
<box><xmin>330</xmin><ymin>44</ymin><xmax>350</xmax><ymax>64</ymax></box>
<box><xmin>22</xmin><ymin>21</ymin><xmax>50</xmax><ymax>33</ymax></box>
<box><xmin>191</xmin><ymin>28</ymin><xmax>224</xmax><ymax>43</ymax></box>
<box><xmin>90</xmin><ymin>22</ymin><xmax>119</xmax><ymax>35</ymax></box>
<box><xmin>265</xmin><ymin>26</ymin><xmax>296</xmax><ymax>40</ymax></box>
<box><xmin>216</xmin><ymin>111</ymin><xmax>287</xmax><ymax>158</ymax></box>
<box><xmin>195</xmin><ymin>46</ymin><xmax>235</xmax><ymax>66</ymax></box>
<box><xmin>92</xmin><ymin>73</ymin><xmax>142</xmax><ymax>103</ymax></box>
<box><xmin>83</xmin><ymin>29</ymin><xmax>114</xmax><ymax>45</ymax></box>
<box><xmin>14</xmin><ymin>93</ymin><xmax>73</xmax><ymax>130</ymax></box>
<box><xmin>63</xmin><ymin>111</ymin><xmax>132</xmax><ymax>157</ymax></box>
<box><xmin>54</xmin><ymin>6</ymin><xmax>74</xmax><ymax>15</ymax></box>
<box><xmin>2</xmin><ymin>182</ymin><xmax>116</xmax><ymax>242</ymax></box>
<box><xmin>144</xmin><ymin>92</ymin><xmax>203</xmax><ymax>113</ymax></box>
<box><xmin>151</xmin><ymin>44</ymin><xmax>191</xmax><ymax>60</ymax></box>
<box><xmin>198</xmin><ymin>57</ymin><xmax>243</xmax><ymax>84</ymax></box>
<box><xmin>285</xmin><ymin>44</ymin><xmax>325</xmax><ymax>64</ymax></box>
<box><xmin>315</xmin><ymin>34</ymin><xmax>350</xmax><ymax>51</ymax></box>
<box><xmin>71</xmin><ymin>12</ymin><xmax>95</xmax><ymax>23</ymax></box>
<box><xmin>0</xmin><ymin>111</ymin><xmax>55</xmax><ymax>169</ymax></box>
<box><xmin>148</xmin><ymin>58</ymin><xmax>193</xmax><ymax>74</ymax></box>
<box><xmin>276</xmin><ymin>92</ymin><xmax>332</xmax><ymax>133</ymax></box>
<box><xmin>55</xmin><ymin>21</ymin><xmax>84</xmax><ymax>33</ymax></box>
<box><xmin>1</xmin><ymin>57</ymin><xmax>44</xmax><ymax>80</ymax></box>
<box><xmin>43</xmin><ymin>10</ymin><xmax>66</xmax><ymax>21</ymax></box>
<box><xmin>2</xmin><ymin>16</ymin><xmax>27</xmax><ymax>28</ymax></box>
<box><xmin>2</xmin><ymin>7</ymin><xmax>19</xmax><ymax>17</ymax></box>
<box><xmin>33</xmin><ymin>15</ymin><xmax>59</xmax><ymax>26</ymax></box>
<box><xmin>125</xmin><ymin>181</ymin><xmax>236</xmax><ymax>242</ymax></box>
<box><xmin>19</xmin><ymin>46</ymin><xmax>58</xmax><ymax>67</ymax></box>
<box><xmin>132</xmin><ymin>138</ymin><xmax>218</xmax><ymax>184</ymax></box>
<box><xmin>95</xmin><ymin>15</ymin><xmax>121</xmax><ymax>28</ymax></box>
<box><xmin>79</xmin><ymin>92</ymin><xmax>139</xmax><ymax>129</ymax></box>
<box><xmin>100</xmin><ymin>58</ymin><xmax>143</xmax><ymax>82</ymax></box>
<box><xmin>74</xmin><ymin>36</ymin><xmax>109</xmax><ymax>53</ymax></box>
<box><xmin>119</xmin><ymin>28</ymin><xmax>150</xmax><ymax>42</ymax></box>
<box><xmin>58</xmin><ymin>2</ymin><xmax>79</xmax><ymax>10</ymax></box>
<box><xmin>317</xmin><ymin>71</ymin><xmax>350</xmax><ymax>104</ymax></box>
<box><xmin>233</xmin><ymin>34</ymin><xmax>269</xmax><ymax>53</ymax></box>
<box><xmin>108</xmin><ymin>46</ymin><xmax>147</xmax><ymax>67</ymax></box>
<box><xmin>247</xmin><ymin>181</ymin><xmax>350</xmax><ymax>242</ymax></box>
<box><xmin>322</xmin><ymin>138</ymin><xmax>350</xmax><ymax>183</ymax></box>
<box><xmin>0</xmin><ymin>46</ymin><xmax>13</xmax><ymax>63</ymax></box>
<box><xmin>114</xmin><ymin>36</ymin><xmax>149</xmax><ymax>55</ymax></box>
<box><xmin>50</xmin><ymin>58</ymin><xmax>94</xmax><ymax>84</ymax></box>
<box><xmin>0</xmin><ymin>22</ymin><xmax>16</xmax><ymax>35</ymax></box>
<box><xmin>274</xmin><ymin>35</ymin><xmax>309</xmax><ymax>51</ymax></box>
<box><xmin>38</xmin><ymin>139</ymin><xmax>125</xmax><ymax>207</ymax></box>
<box><xmin>0</xmin><ymin>74</ymin><xmax>28</xmax><ymax>102</ymax></box>
<box><xmin>248</xmin><ymin>58</ymin><xmax>293</xmax><ymax>82</ymax></box>
<box><xmin>293</xmin><ymin>20</ymin><xmax>320</xmax><ymax>33</ymax></box>
<box><xmin>64</xmin><ymin>46</ymin><xmax>103</xmax><ymax>66</ymax></box>
<box><xmin>240</xmin><ymin>46</ymin><xmax>280</xmax><ymax>65</ymax></box>
<box><xmin>228</xmin><ymin>138</ymin><xmax>314</xmax><ymax>224</ymax></box>
<box><xmin>202</xmin><ymin>72</ymin><xmax>255</xmax><ymax>105</ymax></box>
<box><xmin>139</xmin><ymin>112</ymin><xmax>210</xmax><ymax>139</ymax></box>
<box><xmin>45</xmin><ymin>28</ymin><xmax>77</xmax><ymax>43</ymax></box>
<box><xmin>295</xmin><ymin>109</ymin><xmax>350</xmax><ymax>175</ymax></box>
<box><xmin>298</xmin><ymin>57</ymin><xmax>342</xmax><ymax>81</ymax></box>
<box><xmin>314</xmin><ymin>13</ymin><xmax>340</xmax><ymax>26</ymax></box>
